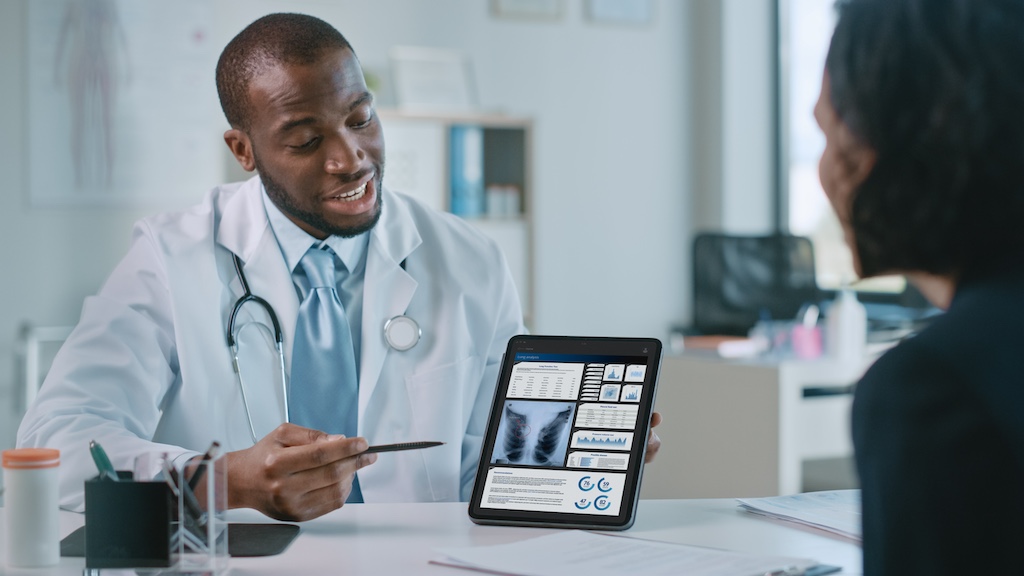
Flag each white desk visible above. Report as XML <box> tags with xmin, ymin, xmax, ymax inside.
<box><xmin>0</xmin><ymin>500</ymin><xmax>862</xmax><ymax>575</ymax></box>
<box><xmin>641</xmin><ymin>353</ymin><xmax>873</xmax><ymax>499</ymax></box>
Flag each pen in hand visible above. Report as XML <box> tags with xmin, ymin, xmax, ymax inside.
<box><xmin>364</xmin><ymin>441</ymin><xmax>444</xmax><ymax>454</ymax></box>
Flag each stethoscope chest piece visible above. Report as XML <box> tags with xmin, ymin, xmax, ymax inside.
<box><xmin>384</xmin><ymin>315</ymin><xmax>421</xmax><ymax>351</ymax></box>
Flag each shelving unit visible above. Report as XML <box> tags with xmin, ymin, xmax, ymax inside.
<box><xmin>378</xmin><ymin>109</ymin><xmax>534</xmax><ymax>326</ymax></box>
<box><xmin>640</xmin><ymin>352</ymin><xmax>872</xmax><ymax>499</ymax></box>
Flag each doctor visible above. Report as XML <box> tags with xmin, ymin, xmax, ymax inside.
<box><xmin>18</xmin><ymin>13</ymin><xmax>521</xmax><ymax>522</ymax></box>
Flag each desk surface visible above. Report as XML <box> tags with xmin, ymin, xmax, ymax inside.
<box><xmin>1</xmin><ymin>500</ymin><xmax>862</xmax><ymax>575</ymax></box>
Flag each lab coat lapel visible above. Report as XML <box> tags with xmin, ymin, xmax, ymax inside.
<box><xmin>360</xmin><ymin>189</ymin><xmax>420</xmax><ymax>413</ymax></box>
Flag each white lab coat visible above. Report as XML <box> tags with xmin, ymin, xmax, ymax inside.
<box><xmin>17</xmin><ymin>177</ymin><xmax>526</xmax><ymax>511</ymax></box>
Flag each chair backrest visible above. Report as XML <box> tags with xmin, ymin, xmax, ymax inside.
<box><xmin>15</xmin><ymin>323</ymin><xmax>74</xmax><ymax>412</ymax></box>
<box><xmin>692</xmin><ymin>233</ymin><xmax>820</xmax><ymax>336</ymax></box>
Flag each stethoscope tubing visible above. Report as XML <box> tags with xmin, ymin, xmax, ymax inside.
<box><xmin>228</xmin><ymin>254</ymin><xmax>289</xmax><ymax>443</ymax></box>
<box><xmin>225</xmin><ymin>252</ymin><xmax>419</xmax><ymax>444</ymax></box>
<box><xmin>227</xmin><ymin>254</ymin><xmax>284</xmax><ymax>349</ymax></box>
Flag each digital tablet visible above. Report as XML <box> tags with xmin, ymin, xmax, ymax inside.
<box><xmin>469</xmin><ymin>335</ymin><xmax>662</xmax><ymax>530</ymax></box>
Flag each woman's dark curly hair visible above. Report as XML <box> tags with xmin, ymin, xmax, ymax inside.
<box><xmin>826</xmin><ymin>0</ymin><xmax>1024</xmax><ymax>279</ymax></box>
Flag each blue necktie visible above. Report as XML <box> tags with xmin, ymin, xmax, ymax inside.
<box><xmin>289</xmin><ymin>246</ymin><xmax>363</xmax><ymax>502</ymax></box>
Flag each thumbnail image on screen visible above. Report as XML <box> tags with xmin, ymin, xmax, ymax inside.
<box><xmin>491</xmin><ymin>400</ymin><xmax>575</xmax><ymax>467</ymax></box>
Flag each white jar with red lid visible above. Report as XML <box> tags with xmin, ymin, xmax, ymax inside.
<box><xmin>2</xmin><ymin>448</ymin><xmax>61</xmax><ymax>567</ymax></box>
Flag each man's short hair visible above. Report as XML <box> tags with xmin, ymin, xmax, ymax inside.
<box><xmin>216</xmin><ymin>13</ymin><xmax>353</xmax><ymax>131</ymax></box>
<box><xmin>826</xmin><ymin>0</ymin><xmax>1024</xmax><ymax>278</ymax></box>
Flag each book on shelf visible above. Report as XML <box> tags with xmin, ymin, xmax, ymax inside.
<box><xmin>449</xmin><ymin>124</ymin><xmax>484</xmax><ymax>218</ymax></box>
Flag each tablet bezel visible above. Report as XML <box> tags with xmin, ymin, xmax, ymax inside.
<box><xmin>468</xmin><ymin>335</ymin><xmax>662</xmax><ymax>530</ymax></box>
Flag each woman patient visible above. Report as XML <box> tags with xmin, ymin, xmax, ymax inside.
<box><xmin>816</xmin><ymin>0</ymin><xmax>1024</xmax><ymax>573</ymax></box>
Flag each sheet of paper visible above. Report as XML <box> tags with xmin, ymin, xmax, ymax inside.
<box><xmin>736</xmin><ymin>489</ymin><xmax>862</xmax><ymax>541</ymax></box>
<box><xmin>432</xmin><ymin>530</ymin><xmax>819</xmax><ymax>576</ymax></box>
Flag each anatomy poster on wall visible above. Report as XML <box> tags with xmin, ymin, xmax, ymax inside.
<box><xmin>27</xmin><ymin>0</ymin><xmax>223</xmax><ymax>206</ymax></box>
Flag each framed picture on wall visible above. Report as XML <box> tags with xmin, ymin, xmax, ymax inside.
<box><xmin>584</xmin><ymin>0</ymin><xmax>654</xmax><ymax>25</ymax></box>
<box><xmin>390</xmin><ymin>46</ymin><xmax>477</xmax><ymax>112</ymax></box>
<box><xmin>492</xmin><ymin>0</ymin><xmax>564</xmax><ymax>20</ymax></box>
<box><xmin>25</xmin><ymin>0</ymin><xmax>223</xmax><ymax>207</ymax></box>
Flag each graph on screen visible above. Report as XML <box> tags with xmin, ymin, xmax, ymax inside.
<box><xmin>571</xmin><ymin>430</ymin><xmax>634</xmax><ymax>451</ymax></box>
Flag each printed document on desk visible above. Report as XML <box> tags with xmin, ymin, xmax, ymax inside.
<box><xmin>737</xmin><ymin>489</ymin><xmax>862</xmax><ymax>541</ymax></box>
<box><xmin>431</xmin><ymin>530</ymin><xmax>836</xmax><ymax>576</ymax></box>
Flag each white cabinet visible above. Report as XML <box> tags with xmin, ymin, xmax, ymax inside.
<box><xmin>379</xmin><ymin>110</ymin><xmax>534</xmax><ymax>325</ymax></box>
<box><xmin>640</xmin><ymin>353</ymin><xmax>873</xmax><ymax>499</ymax></box>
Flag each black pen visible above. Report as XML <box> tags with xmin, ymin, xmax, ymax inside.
<box><xmin>159</xmin><ymin>458</ymin><xmax>205</xmax><ymax>538</ymax></box>
<box><xmin>186</xmin><ymin>441</ymin><xmax>221</xmax><ymax>492</ymax></box>
<box><xmin>365</xmin><ymin>441</ymin><xmax>444</xmax><ymax>454</ymax></box>
<box><xmin>168</xmin><ymin>464</ymin><xmax>208</xmax><ymax>531</ymax></box>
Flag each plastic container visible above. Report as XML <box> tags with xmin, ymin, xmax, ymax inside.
<box><xmin>791</xmin><ymin>324</ymin><xmax>823</xmax><ymax>359</ymax></box>
<box><xmin>826</xmin><ymin>288</ymin><xmax>867</xmax><ymax>364</ymax></box>
<box><xmin>2</xmin><ymin>448</ymin><xmax>61</xmax><ymax>567</ymax></box>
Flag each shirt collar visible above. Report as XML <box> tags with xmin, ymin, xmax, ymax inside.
<box><xmin>261</xmin><ymin>184</ymin><xmax>369</xmax><ymax>275</ymax></box>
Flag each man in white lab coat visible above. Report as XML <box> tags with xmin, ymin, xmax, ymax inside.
<box><xmin>18</xmin><ymin>13</ymin><xmax>660</xmax><ymax>521</ymax></box>
<box><xmin>18</xmin><ymin>13</ymin><xmax>524</xmax><ymax>521</ymax></box>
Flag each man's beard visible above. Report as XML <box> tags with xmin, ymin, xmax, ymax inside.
<box><xmin>254</xmin><ymin>152</ymin><xmax>383</xmax><ymax>239</ymax></box>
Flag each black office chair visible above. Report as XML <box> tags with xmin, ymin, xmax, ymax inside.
<box><xmin>692</xmin><ymin>233</ymin><xmax>820</xmax><ymax>336</ymax></box>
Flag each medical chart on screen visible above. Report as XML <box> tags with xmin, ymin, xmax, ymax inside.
<box><xmin>480</xmin><ymin>354</ymin><xmax>652</xmax><ymax>516</ymax></box>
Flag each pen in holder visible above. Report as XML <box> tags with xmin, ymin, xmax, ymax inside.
<box><xmin>83</xmin><ymin>470</ymin><xmax>174</xmax><ymax>569</ymax></box>
<box><xmin>82</xmin><ymin>451</ymin><xmax>228</xmax><ymax>574</ymax></box>
<box><xmin>170</xmin><ymin>451</ymin><xmax>228</xmax><ymax>574</ymax></box>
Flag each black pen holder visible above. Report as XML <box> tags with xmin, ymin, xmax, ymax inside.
<box><xmin>84</xmin><ymin>471</ymin><xmax>174</xmax><ymax>568</ymax></box>
<box><xmin>83</xmin><ymin>454</ymin><xmax>228</xmax><ymax>574</ymax></box>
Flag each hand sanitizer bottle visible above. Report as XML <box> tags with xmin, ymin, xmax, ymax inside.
<box><xmin>826</xmin><ymin>285</ymin><xmax>867</xmax><ymax>365</ymax></box>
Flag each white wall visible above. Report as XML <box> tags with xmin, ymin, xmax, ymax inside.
<box><xmin>273</xmin><ymin>0</ymin><xmax>694</xmax><ymax>339</ymax></box>
<box><xmin>721</xmin><ymin>0</ymin><xmax>775</xmax><ymax>233</ymax></box>
<box><xmin>691</xmin><ymin>0</ymin><xmax>776</xmax><ymax>234</ymax></box>
<box><xmin>0</xmin><ymin>0</ymin><xmax>176</xmax><ymax>449</ymax></box>
<box><xmin>4</xmin><ymin>0</ymin><xmax>757</xmax><ymax>451</ymax></box>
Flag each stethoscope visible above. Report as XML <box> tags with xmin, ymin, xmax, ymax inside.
<box><xmin>226</xmin><ymin>253</ymin><xmax>421</xmax><ymax>443</ymax></box>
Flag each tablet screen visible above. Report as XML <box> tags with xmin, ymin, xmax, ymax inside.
<box><xmin>469</xmin><ymin>335</ymin><xmax>662</xmax><ymax>530</ymax></box>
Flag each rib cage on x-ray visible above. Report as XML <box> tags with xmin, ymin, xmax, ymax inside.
<box><xmin>503</xmin><ymin>406</ymin><xmax>529</xmax><ymax>462</ymax></box>
<box><xmin>532</xmin><ymin>407</ymin><xmax>572</xmax><ymax>464</ymax></box>
<box><xmin>492</xmin><ymin>401</ymin><xmax>574</xmax><ymax>467</ymax></box>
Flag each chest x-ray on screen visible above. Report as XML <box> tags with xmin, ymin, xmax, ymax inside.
<box><xmin>490</xmin><ymin>400</ymin><xmax>575</xmax><ymax>467</ymax></box>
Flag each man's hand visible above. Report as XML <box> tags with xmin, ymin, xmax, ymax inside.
<box><xmin>645</xmin><ymin>411</ymin><xmax>662</xmax><ymax>463</ymax></box>
<box><xmin>225</xmin><ymin>423</ymin><xmax>377</xmax><ymax>521</ymax></box>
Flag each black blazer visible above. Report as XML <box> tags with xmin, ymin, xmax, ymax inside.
<box><xmin>853</xmin><ymin>267</ymin><xmax>1024</xmax><ymax>575</ymax></box>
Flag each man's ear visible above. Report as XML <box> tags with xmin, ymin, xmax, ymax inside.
<box><xmin>224</xmin><ymin>129</ymin><xmax>256</xmax><ymax>172</ymax></box>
